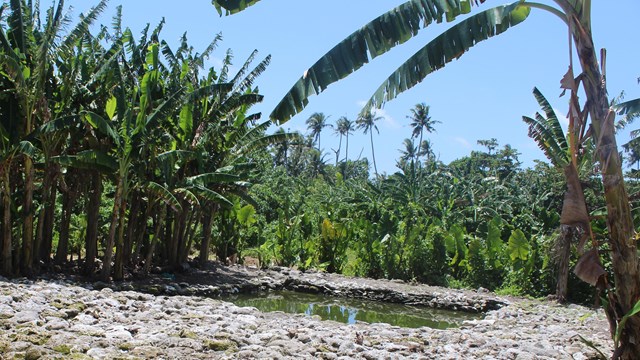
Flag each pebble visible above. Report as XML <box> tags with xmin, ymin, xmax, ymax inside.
<box><xmin>0</xmin><ymin>271</ymin><xmax>613</xmax><ymax>359</ymax></box>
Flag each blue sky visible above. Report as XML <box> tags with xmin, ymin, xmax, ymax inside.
<box><xmin>66</xmin><ymin>0</ymin><xmax>639</xmax><ymax>175</ymax></box>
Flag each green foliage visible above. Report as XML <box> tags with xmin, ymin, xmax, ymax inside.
<box><xmin>507</xmin><ymin>229</ymin><xmax>530</xmax><ymax>263</ymax></box>
<box><xmin>0</xmin><ymin>0</ymin><xmax>597</xmax><ymax>306</ymax></box>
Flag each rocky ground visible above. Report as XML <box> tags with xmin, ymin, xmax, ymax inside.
<box><xmin>0</xmin><ymin>264</ymin><xmax>613</xmax><ymax>359</ymax></box>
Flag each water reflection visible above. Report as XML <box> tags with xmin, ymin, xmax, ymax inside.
<box><xmin>223</xmin><ymin>291</ymin><xmax>481</xmax><ymax>329</ymax></box>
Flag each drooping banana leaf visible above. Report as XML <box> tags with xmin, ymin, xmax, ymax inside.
<box><xmin>83</xmin><ymin>111</ymin><xmax>120</xmax><ymax>143</ymax></box>
<box><xmin>270</xmin><ymin>0</ymin><xmax>482</xmax><ymax>124</ymax></box>
<box><xmin>52</xmin><ymin>150</ymin><xmax>118</xmax><ymax>173</ymax></box>
<box><xmin>188</xmin><ymin>185</ymin><xmax>233</xmax><ymax>208</ymax></box>
<box><xmin>233</xmin><ymin>131</ymin><xmax>301</xmax><ymax>156</ymax></box>
<box><xmin>230</xmin><ymin>50</ymin><xmax>271</xmax><ymax>94</ymax></box>
<box><xmin>363</xmin><ymin>3</ymin><xmax>531</xmax><ymax>111</ymax></box>
<box><xmin>213</xmin><ymin>0</ymin><xmax>262</xmax><ymax>16</ymax></box>
<box><xmin>186</xmin><ymin>172</ymin><xmax>241</xmax><ymax>186</ymax></box>
<box><xmin>175</xmin><ymin>187</ymin><xmax>200</xmax><ymax>207</ymax></box>
<box><xmin>156</xmin><ymin>150</ymin><xmax>197</xmax><ymax>167</ymax></box>
<box><xmin>614</xmin><ymin>98</ymin><xmax>640</xmax><ymax>130</ymax></box>
<box><xmin>30</xmin><ymin>115</ymin><xmax>81</xmax><ymax>137</ymax></box>
<box><xmin>147</xmin><ymin>181</ymin><xmax>182</xmax><ymax>212</ymax></box>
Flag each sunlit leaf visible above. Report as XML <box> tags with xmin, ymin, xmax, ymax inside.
<box><xmin>507</xmin><ymin>229</ymin><xmax>530</xmax><ymax>262</ymax></box>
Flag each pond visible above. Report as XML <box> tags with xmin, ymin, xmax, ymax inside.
<box><xmin>224</xmin><ymin>290</ymin><xmax>482</xmax><ymax>329</ymax></box>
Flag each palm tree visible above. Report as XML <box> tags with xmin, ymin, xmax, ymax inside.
<box><xmin>305</xmin><ymin>112</ymin><xmax>329</xmax><ymax>151</ymax></box>
<box><xmin>356</xmin><ymin>110</ymin><xmax>382</xmax><ymax>177</ymax></box>
<box><xmin>399</xmin><ymin>138</ymin><xmax>418</xmax><ymax>164</ymax></box>
<box><xmin>333</xmin><ymin>116</ymin><xmax>353</xmax><ymax>165</ymax></box>
<box><xmin>337</xmin><ymin>117</ymin><xmax>355</xmax><ymax>163</ymax></box>
<box><xmin>418</xmin><ymin>139</ymin><xmax>435</xmax><ymax>163</ymax></box>
<box><xmin>407</xmin><ymin>103</ymin><xmax>439</xmax><ymax>164</ymax></box>
<box><xmin>215</xmin><ymin>2</ymin><xmax>640</xmax><ymax>356</ymax></box>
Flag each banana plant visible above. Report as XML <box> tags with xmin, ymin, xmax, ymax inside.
<box><xmin>0</xmin><ymin>0</ymin><xmax>108</xmax><ymax>275</ymax></box>
<box><xmin>214</xmin><ymin>2</ymin><xmax>639</xmax><ymax>355</ymax></box>
<box><xmin>523</xmin><ymin>87</ymin><xmax>596</xmax><ymax>302</ymax></box>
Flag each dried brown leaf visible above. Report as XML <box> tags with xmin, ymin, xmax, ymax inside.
<box><xmin>574</xmin><ymin>249</ymin><xmax>607</xmax><ymax>286</ymax></box>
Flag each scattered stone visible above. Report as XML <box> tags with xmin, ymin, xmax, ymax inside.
<box><xmin>0</xmin><ymin>266</ymin><xmax>614</xmax><ymax>359</ymax></box>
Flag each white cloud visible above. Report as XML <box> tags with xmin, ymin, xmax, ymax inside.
<box><xmin>454</xmin><ymin>137</ymin><xmax>472</xmax><ymax>148</ymax></box>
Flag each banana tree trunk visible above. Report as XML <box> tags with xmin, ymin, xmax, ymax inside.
<box><xmin>54</xmin><ymin>186</ymin><xmax>75</xmax><ymax>265</ymax></box>
<box><xmin>40</xmin><ymin>181</ymin><xmax>57</xmax><ymax>265</ymax></box>
<box><xmin>114</xmin><ymin>189</ymin><xmax>129</xmax><ymax>281</ymax></box>
<box><xmin>143</xmin><ymin>205</ymin><xmax>166</xmax><ymax>274</ymax></box>
<box><xmin>21</xmin><ymin>156</ymin><xmax>35</xmax><ymax>275</ymax></box>
<box><xmin>34</xmin><ymin>164</ymin><xmax>56</xmax><ymax>271</ymax></box>
<box><xmin>54</xmin><ymin>169</ymin><xmax>79</xmax><ymax>266</ymax></box>
<box><xmin>2</xmin><ymin>170</ymin><xmax>12</xmax><ymax>276</ymax></box>
<box><xmin>133</xmin><ymin>200</ymin><xmax>154</xmax><ymax>265</ymax></box>
<box><xmin>568</xmin><ymin>14</ymin><xmax>640</xmax><ymax>359</ymax></box>
<box><xmin>180</xmin><ymin>209</ymin><xmax>199</xmax><ymax>264</ymax></box>
<box><xmin>123</xmin><ymin>192</ymin><xmax>141</xmax><ymax>266</ymax></box>
<box><xmin>84</xmin><ymin>171</ymin><xmax>102</xmax><ymax>276</ymax></box>
<box><xmin>555</xmin><ymin>225</ymin><xmax>572</xmax><ymax>302</ymax></box>
<box><xmin>101</xmin><ymin>175</ymin><xmax>125</xmax><ymax>281</ymax></box>
<box><xmin>199</xmin><ymin>209</ymin><xmax>215</xmax><ymax>267</ymax></box>
<box><xmin>169</xmin><ymin>208</ymin><xmax>187</xmax><ymax>268</ymax></box>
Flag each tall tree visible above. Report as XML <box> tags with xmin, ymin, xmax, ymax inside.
<box><xmin>338</xmin><ymin>117</ymin><xmax>355</xmax><ymax>163</ymax></box>
<box><xmin>356</xmin><ymin>110</ymin><xmax>382</xmax><ymax>177</ymax></box>
<box><xmin>305</xmin><ymin>112</ymin><xmax>329</xmax><ymax>151</ymax></box>
<box><xmin>523</xmin><ymin>87</ymin><xmax>594</xmax><ymax>303</ymax></box>
<box><xmin>407</xmin><ymin>103</ymin><xmax>439</xmax><ymax>164</ymax></box>
<box><xmin>334</xmin><ymin>116</ymin><xmax>353</xmax><ymax>165</ymax></box>
<box><xmin>399</xmin><ymin>138</ymin><xmax>418</xmax><ymax>165</ymax></box>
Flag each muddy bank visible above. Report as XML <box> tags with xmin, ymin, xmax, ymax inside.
<box><xmin>109</xmin><ymin>264</ymin><xmax>507</xmax><ymax>313</ymax></box>
<box><xmin>0</xmin><ymin>265</ymin><xmax>613</xmax><ymax>359</ymax></box>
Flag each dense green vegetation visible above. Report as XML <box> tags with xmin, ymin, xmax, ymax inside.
<box><xmin>248</xmin><ymin>117</ymin><xmax>627</xmax><ymax>303</ymax></box>
<box><xmin>0</xmin><ymin>0</ymin><xmax>636</xmax><ymax>296</ymax></box>
<box><xmin>215</xmin><ymin>1</ymin><xmax>640</xmax><ymax>357</ymax></box>
<box><xmin>0</xmin><ymin>1</ymin><xmax>293</xmax><ymax>281</ymax></box>
<box><xmin>2</xmin><ymin>1</ymin><xmax>640</xmax><ymax>356</ymax></box>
